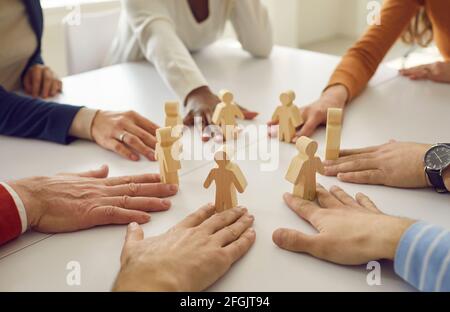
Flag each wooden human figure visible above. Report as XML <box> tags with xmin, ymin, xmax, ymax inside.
<box><xmin>155</xmin><ymin>127</ymin><xmax>182</xmax><ymax>185</ymax></box>
<box><xmin>271</xmin><ymin>91</ymin><xmax>304</xmax><ymax>143</ymax></box>
<box><xmin>204</xmin><ymin>150</ymin><xmax>247</xmax><ymax>213</ymax></box>
<box><xmin>285</xmin><ymin>136</ymin><xmax>324</xmax><ymax>201</ymax></box>
<box><xmin>325</xmin><ymin>108</ymin><xmax>343</xmax><ymax>160</ymax></box>
<box><xmin>165</xmin><ymin>101</ymin><xmax>183</xmax><ymax>128</ymax></box>
<box><xmin>212</xmin><ymin>90</ymin><xmax>244</xmax><ymax>141</ymax></box>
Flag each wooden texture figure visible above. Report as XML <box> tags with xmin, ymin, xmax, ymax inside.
<box><xmin>165</xmin><ymin>101</ymin><xmax>183</xmax><ymax>128</ymax></box>
<box><xmin>271</xmin><ymin>91</ymin><xmax>304</xmax><ymax>143</ymax></box>
<box><xmin>155</xmin><ymin>127</ymin><xmax>182</xmax><ymax>185</ymax></box>
<box><xmin>325</xmin><ymin>108</ymin><xmax>343</xmax><ymax>160</ymax></box>
<box><xmin>204</xmin><ymin>150</ymin><xmax>247</xmax><ymax>213</ymax></box>
<box><xmin>212</xmin><ymin>90</ymin><xmax>244</xmax><ymax>141</ymax></box>
<box><xmin>285</xmin><ymin>136</ymin><xmax>324</xmax><ymax>201</ymax></box>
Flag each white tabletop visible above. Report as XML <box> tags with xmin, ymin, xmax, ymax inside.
<box><xmin>0</xmin><ymin>41</ymin><xmax>448</xmax><ymax>291</ymax></box>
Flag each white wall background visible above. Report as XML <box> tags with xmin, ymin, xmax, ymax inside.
<box><xmin>41</xmin><ymin>0</ymin><xmax>381</xmax><ymax>77</ymax></box>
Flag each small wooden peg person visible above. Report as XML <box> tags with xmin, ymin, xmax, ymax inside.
<box><xmin>212</xmin><ymin>90</ymin><xmax>244</xmax><ymax>141</ymax></box>
<box><xmin>204</xmin><ymin>149</ymin><xmax>247</xmax><ymax>213</ymax></box>
<box><xmin>155</xmin><ymin>127</ymin><xmax>182</xmax><ymax>185</ymax></box>
<box><xmin>325</xmin><ymin>108</ymin><xmax>343</xmax><ymax>160</ymax></box>
<box><xmin>165</xmin><ymin>101</ymin><xmax>183</xmax><ymax>137</ymax></box>
<box><xmin>165</xmin><ymin>101</ymin><xmax>183</xmax><ymax>128</ymax></box>
<box><xmin>285</xmin><ymin>136</ymin><xmax>324</xmax><ymax>201</ymax></box>
<box><xmin>271</xmin><ymin>90</ymin><xmax>303</xmax><ymax>143</ymax></box>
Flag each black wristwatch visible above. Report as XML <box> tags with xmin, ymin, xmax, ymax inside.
<box><xmin>424</xmin><ymin>143</ymin><xmax>450</xmax><ymax>193</ymax></box>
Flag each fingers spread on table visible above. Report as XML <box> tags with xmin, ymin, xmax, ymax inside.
<box><xmin>174</xmin><ymin>203</ymin><xmax>216</xmax><ymax>229</ymax></box>
<box><xmin>337</xmin><ymin>170</ymin><xmax>384</xmax><ymax>185</ymax></box>
<box><xmin>296</xmin><ymin>114</ymin><xmax>323</xmax><ymax>138</ymax></box>
<box><xmin>323</xmin><ymin>158</ymin><xmax>378</xmax><ymax>176</ymax></box>
<box><xmin>338</xmin><ymin>145</ymin><xmax>380</xmax><ymax>157</ymax></box>
<box><xmin>355</xmin><ymin>192</ymin><xmax>381</xmax><ymax>213</ymax></box>
<box><xmin>272</xmin><ymin>228</ymin><xmax>319</xmax><ymax>254</ymax></box>
<box><xmin>108</xmin><ymin>140</ymin><xmax>139</xmax><ymax>161</ymax></box>
<box><xmin>213</xmin><ymin>213</ymin><xmax>255</xmax><ymax>246</ymax></box>
<box><xmin>121</xmin><ymin>132</ymin><xmax>155</xmax><ymax>161</ymax></box>
<box><xmin>87</xmin><ymin>206</ymin><xmax>150</xmax><ymax>227</ymax></box>
<box><xmin>323</xmin><ymin>152</ymin><xmax>377</xmax><ymax>167</ymax></box>
<box><xmin>103</xmin><ymin>173</ymin><xmax>161</xmax><ymax>186</ymax></box>
<box><xmin>106</xmin><ymin>182</ymin><xmax>178</xmax><ymax>198</ymax></box>
<box><xmin>316</xmin><ymin>184</ymin><xmax>343</xmax><ymax>208</ymax></box>
<box><xmin>223</xmin><ymin>228</ymin><xmax>256</xmax><ymax>263</ymax></box>
<box><xmin>199</xmin><ymin>207</ymin><xmax>248</xmax><ymax>235</ymax></box>
<box><xmin>98</xmin><ymin>196</ymin><xmax>172</xmax><ymax>212</ymax></box>
<box><xmin>329</xmin><ymin>186</ymin><xmax>358</xmax><ymax>206</ymax></box>
<box><xmin>283</xmin><ymin>193</ymin><xmax>320</xmax><ymax>223</ymax></box>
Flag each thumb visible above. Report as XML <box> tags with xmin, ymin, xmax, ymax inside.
<box><xmin>125</xmin><ymin>222</ymin><xmax>145</xmax><ymax>244</ymax></box>
<box><xmin>121</xmin><ymin>222</ymin><xmax>144</xmax><ymax>265</ymax></box>
<box><xmin>272</xmin><ymin>228</ymin><xmax>317</xmax><ymax>253</ymax></box>
<box><xmin>297</xmin><ymin>113</ymin><xmax>324</xmax><ymax>138</ymax></box>
<box><xmin>76</xmin><ymin>165</ymin><xmax>109</xmax><ymax>178</ymax></box>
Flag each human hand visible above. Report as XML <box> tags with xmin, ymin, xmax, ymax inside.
<box><xmin>400</xmin><ymin>61</ymin><xmax>450</xmax><ymax>83</ymax></box>
<box><xmin>323</xmin><ymin>141</ymin><xmax>432</xmax><ymax>188</ymax></box>
<box><xmin>23</xmin><ymin>64</ymin><xmax>62</xmax><ymax>99</ymax></box>
<box><xmin>184</xmin><ymin>86</ymin><xmax>258</xmax><ymax>141</ymax></box>
<box><xmin>91</xmin><ymin>110</ymin><xmax>159</xmax><ymax>161</ymax></box>
<box><xmin>273</xmin><ymin>185</ymin><xmax>415</xmax><ymax>265</ymax></box>
<box><xmin>295</xmin><ymin>85</ymin><xmax>347</xmax><ymax>140</ymax></box>
<box><xmin>268</xmin><ymin>85</ymin><xmax>347</xmax><ymax>142</ymax></box>
<box><xmin>7</xmin><ymin>165</ymin><xmax>178</xmax><ymax>233</ymax></box>
<box><xmin>113</xmin><ymin>205</ymin><xmax>255</xmax><ymax>291</ymax></box>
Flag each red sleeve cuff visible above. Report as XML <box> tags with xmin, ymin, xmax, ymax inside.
<box><xmin>0</xmin><ymin>184</ymin><xmax>22</xmax><ymax>245</ymax></box>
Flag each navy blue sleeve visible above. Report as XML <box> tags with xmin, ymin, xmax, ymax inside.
<box><xmin>0</xmin><ymin>86</ymin><xmax>82</xmax><ymax>145</ymax></box>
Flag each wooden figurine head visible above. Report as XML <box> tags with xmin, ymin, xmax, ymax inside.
<box><xmin>156</xmin><ymin>127</ymin><xmax>178</xmax><ymax>146</ymax></box>
<box><xmin>296</xmin><ymin>136</ymin><xmax>318</xmax><ymax>158</ymax></box>
<box><xmin>280</xmin><ymin>90</ymin><xmax>295</xmax><ymax>107</ymax></box>
<box><xmin>165</xmin><ymin>101</ymin><xmax>180</xmax><ymax>117</ymax></box>
<box><xmin>214</xmin><ymin>150</ymin><xmax>231</xmax><ymax>168</ymax></box>
<box><xmin>219</xmin><ymin>90</ymin><xmax>234</xmax><ymax>106</ymax></box>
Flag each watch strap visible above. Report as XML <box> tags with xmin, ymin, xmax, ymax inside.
<box><xmin>427</xmin><ymin>169</ymin><xmax>448</xmax><ymax>193</ymax></box>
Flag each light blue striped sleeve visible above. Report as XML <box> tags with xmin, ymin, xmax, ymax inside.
<box><xmin>394</xmin><ymin>221</ymin><xmax>450</xmax><ymax>292</ymax></box>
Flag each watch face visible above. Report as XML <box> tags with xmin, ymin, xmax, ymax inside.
<box><xmin>425</xmin><ymin>145</ymin><xmax>450</xmax><ymax>171</ymax></box>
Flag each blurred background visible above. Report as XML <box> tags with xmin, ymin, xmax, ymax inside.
<box><xmin>41</xmin><ymin>0</ymin><xmax>442</xmax><ymax>77</ymax></box>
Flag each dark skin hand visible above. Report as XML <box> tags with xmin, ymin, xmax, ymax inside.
<box><xmin>183</xmin><ymin>86</ymin><xmax>259</xmax><ymax>141</ymax></box>
<box><xmin>188</xmin><ymin>0</ymin><xmax>210</xmax><ymax>23</ymax></box>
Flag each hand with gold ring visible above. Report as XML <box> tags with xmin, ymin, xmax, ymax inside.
<box><xmin>91</xmin><ymin>110</ymin><xmax>159</xmax><ymax>161</ymax></box>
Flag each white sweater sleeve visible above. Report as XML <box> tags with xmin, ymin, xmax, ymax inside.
<box><xmin>123</xmin><ymin>0</ymin><xmax>208</xmax><ymax>102</ymax></box>
<box><xmin>229</xmin><ymin>0</ymin><xmax>273</xmax><ymax>58</ymax></box>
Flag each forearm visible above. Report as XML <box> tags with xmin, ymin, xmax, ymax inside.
<box><xmin>123</xmin><ymin>0</ymin><xmax>208</xmax><ymax>102</ymax></box>
<box><xmin>321</xmin><ymin>84</ymin><xmax>349</xmax><ymax>107</ymax></box>
<box><xmin>394</xmin><ymin>221</ymin><xmax>450</xmax><ymax>291</ymax></box>
<box><xmin>0</xmin><ymin>87</ymin><xmax>82</xmax><ymax>144</ymax></box>
<box><xmin>230</xmin><ymin>0</ymin><xmax>273</xmax><ymax>57</ymax></box>
<box><xmin>327</xmin><ymin>0</ymin><xmax>419</xmax><ymax>100</ymax></box>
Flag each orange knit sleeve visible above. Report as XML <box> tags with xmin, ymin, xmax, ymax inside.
<box><xmin>327</xmin><ymin>0</ymin><xmax>421</xmax><ymax>100</ymax></box>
